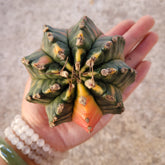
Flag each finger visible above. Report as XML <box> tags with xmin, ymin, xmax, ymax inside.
<box><xmin>123</xmin><ymin>61</ymin><xmax>151</xmax><ymax>101</ymax></box>
<box><xmin>123</xmin><ymin>15</ymin><xmax>155</xmax><ymax>55</ymax></box>
<box><xmin>105</xmin><ymin>20</ymin><xmax>135</xmax><ymax>36</ymax></box>
<box><xmin>125</xmin><ymin>32</ymin><xmax>158</xmax><ymax>68</ymax></box>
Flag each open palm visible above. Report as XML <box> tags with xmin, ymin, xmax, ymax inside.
<box><xmin>22</xmin><ymin>16</ymin><xmax>158</xmax><ymax>152</ymax></box>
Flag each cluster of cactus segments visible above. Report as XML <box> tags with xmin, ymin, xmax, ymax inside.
<box><xmin>22</xmin><ymin>16</ymin><xmax>136</xmax><ymax>133</ymax></box>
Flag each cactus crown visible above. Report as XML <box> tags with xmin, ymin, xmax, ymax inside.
<box><xmin>22</xmin><ymin>16</ymin><xmax>136</xmax><ymax>133</ymax></box>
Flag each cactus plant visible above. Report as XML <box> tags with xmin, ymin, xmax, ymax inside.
<box><xmin>22</xmin><ymin>16</ymin><xmax>136</xmax><ymax>133</ymax></box>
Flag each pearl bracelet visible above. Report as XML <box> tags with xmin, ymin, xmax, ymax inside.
<box><xmin>4</xmin><ymin>115</ymin><xmax>67</xmax><ymax>165</ymax></box>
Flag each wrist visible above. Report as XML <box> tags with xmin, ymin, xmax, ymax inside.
<box><xmin>5</xmin><ymin>138</ymin><xmax>36</xmax><ymax>165</ymax></box>
<box><xmin>4</xmin><ymin>114</ymin><xmax>68</xmax><ymax>165</ymax></box>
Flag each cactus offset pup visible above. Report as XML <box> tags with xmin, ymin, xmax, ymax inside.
<box><xmin>22</xmin><ymin>16</ymin><xmax>136</xmax><ymax>133</ymax></box>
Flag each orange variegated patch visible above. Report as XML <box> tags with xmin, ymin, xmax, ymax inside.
<box><xmin>72</xmin><ymin>83</ymin><xmax>102</xmax><ymax>133</ymax></box>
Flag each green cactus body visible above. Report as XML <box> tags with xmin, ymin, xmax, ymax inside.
<box><xmin>22</xmin><ymin>16</ymin><xmax>136</xmax><ymax>133</ymax></box>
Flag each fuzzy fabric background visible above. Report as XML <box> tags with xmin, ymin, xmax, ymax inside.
<box><xmin>0</xmin><ymin>0</ymin><xmax>165</xmax><ymax>165</ymax></box>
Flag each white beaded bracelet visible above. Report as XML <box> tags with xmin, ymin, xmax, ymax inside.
<box><xmin>4</xmin><ymin>115</ymin><xmax>67</xmax><ymax>165</ymax></box>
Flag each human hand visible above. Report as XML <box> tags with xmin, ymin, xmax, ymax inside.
<box><xmin>21</xmin><ymin>15</ymin><xmax>158</xmax><ymax>152</ymax></box>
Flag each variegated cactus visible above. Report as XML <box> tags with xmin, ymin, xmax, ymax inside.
<box><xmin>22</xmin><ymin>16</ymin><xmax>136</xmax><ymax>133</ymax></box>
